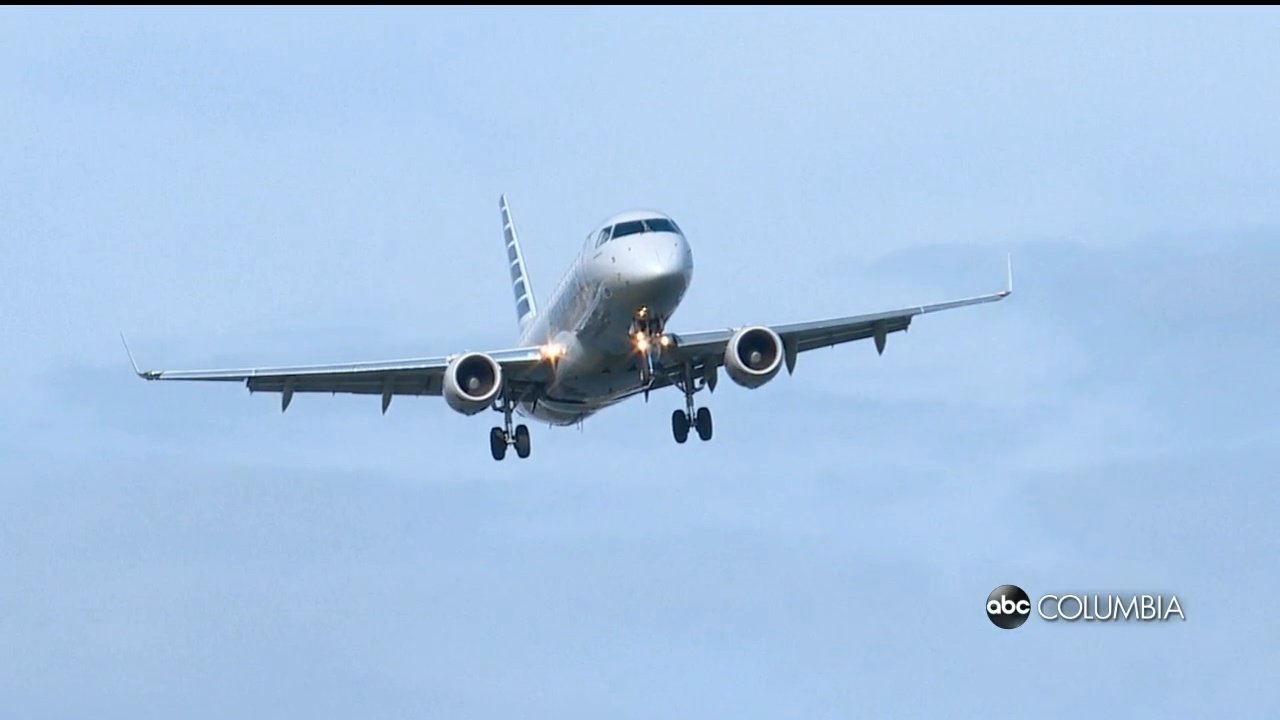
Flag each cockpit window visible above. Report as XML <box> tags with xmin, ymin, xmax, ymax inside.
<box><xmin>643</xmin><ymin>218</ymin><xmax>681</xmax><ymax>234</ymax></box>
<box><xmin>610</xmin><ymin>220</ymin><xmax>646</xmax><ymax>240</ymax></box>
<box><xmin>598</xmin><ymin>217</ymin><xmax>683</xmax><ymax>245</ymax></box>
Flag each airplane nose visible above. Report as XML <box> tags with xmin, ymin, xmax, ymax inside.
<box><xmin>626</xmin><ymin>233</ymin><xmax>692</xmax><ymax>296</ymax></box>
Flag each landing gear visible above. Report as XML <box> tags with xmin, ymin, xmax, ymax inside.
<box><xmin>513</xmin><ymin>424</ymin><xmax>531</xmax><ymax>459</ymax></box>
<box><xmin>672</xmin><ymin>409</ymin><xmax>690</xmax><ymax>444</ymax></box>
<box><xmin>631</xmin><ymin>306</ymin><xmax>666</xmax><ymax>339</ymax></box>
<box><xmin>670</xmin><ymin>363</ymin><xmax>713</xmax><ymax>444</ymax></box>
<box><xmin>489</xmin><ymin>427</ymin><xmax>507</xmax><ymax>461</ymax></box>
<box><xmin>631</xmin><ymin>308</ymin><xmax>673</xmax><ymax>390</ymax></box>
<box><xmin>670</xmin><ymin>406</ymin><xmax>713</xmax><ymax>443</ymax></box>
<box><xmin>489</xmin><ymin>393</ymin><xmax>532</xmax><ymax>461</ymax></box>
<box><xmin>694</xmin><ymin>406</ymin><xmax>713</xmax><ymax>441</ymax></box>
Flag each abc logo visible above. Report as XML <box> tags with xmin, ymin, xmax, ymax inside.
<box><xmin>987</xmin><ymin>585</ymin><xmax>1031</xmax><ymax>629</ymax></box>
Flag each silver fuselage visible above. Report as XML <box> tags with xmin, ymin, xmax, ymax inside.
<box><xmin>516</xmin><ymin>225</ymin><xmax>694</xmax><ymax>424</ymax></box>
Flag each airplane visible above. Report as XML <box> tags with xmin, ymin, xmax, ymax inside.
<box><xmin>123</xmin><ymin>195</ymin><xmax>1012</xmax><ymax>461</ymax></box>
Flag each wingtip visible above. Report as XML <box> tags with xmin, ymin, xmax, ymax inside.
<box><xmin>1004</xmin><ymin>254</ymin><xmax>1014</xmax><ymax>296</ymax></box>
<box><xmin>119</xmin><ymin>332</ymin><xmax>156</xmax><ymax>379</ymax></box>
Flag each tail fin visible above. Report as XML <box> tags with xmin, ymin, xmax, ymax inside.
<box><xmin>500</xmin><ymin>194</ymin><xmax>538</xmax><ymax>333</ymax></box>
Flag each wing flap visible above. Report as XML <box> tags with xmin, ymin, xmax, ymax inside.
<box><xmin>790</xmin><ymin>316</ymin><xmax>912</xmax><ymax>353</ymax></box>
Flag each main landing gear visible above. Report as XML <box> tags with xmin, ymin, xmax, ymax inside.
<box><xmin>489</xmin><ymin>393</ymin><xmax>531</xmax><ymax>461</ymax></box>
<box><xmin>671</xmin><ymin>364</ymin><xmax>712</xmax><ymax>444</ymax></box>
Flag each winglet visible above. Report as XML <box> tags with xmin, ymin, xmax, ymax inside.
<box><xmin>1002</xmin><ymin>254</ymin><xmax>1014</xmax><ymax>297</ymax></box>
<box><xmin>120</xmin><ymin>332</ymin><xmax>158</xmax><ymax>380</ymax></box>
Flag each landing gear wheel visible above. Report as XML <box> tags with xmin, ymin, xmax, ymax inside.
<box><xmin>489</xmin><ymin>427</ymin><xmax>508</xmax><ymax>461</ymax></box>
<box><xmin>513</xmin><ymin>424</ymin><xmax>531</xmax><ymax>459</ymax></box>
<box><xmin>695</xmin><ymin>407</ymin><xmax>713</xmax><ymax>441</ymax></box>
<box><xmin>671</xmin><ymin>409</ymin><xmax>690</xmax><ymax>444</ymax></box>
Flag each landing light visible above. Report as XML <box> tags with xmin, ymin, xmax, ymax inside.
<box><xmin>540</xmin><ymin>342</ymin><xmax>566</xmax><ymax>361</ymax></box>
<box><xmin>658</xmin><ymin>334</ymin><xmax>672</xmax><ymax>348</ymax></box>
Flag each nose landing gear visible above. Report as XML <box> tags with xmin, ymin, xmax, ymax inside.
<box><xmin>631</xmin><ymin>308</ymin><xmax>674</xmax><ymax>390</ymax></box>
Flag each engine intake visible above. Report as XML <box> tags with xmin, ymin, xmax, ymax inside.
<box><xmin>724</xmin><ymin>326</ymin><xmax>784</xmax><ymax>389</ymax></box>
<box><xmin>443</xmin><ymin>352</ymin><xmax>503</xmax><ymax>415</ymax></box>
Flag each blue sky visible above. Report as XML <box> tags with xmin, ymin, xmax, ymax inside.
<box><xmin>2</xmin><ymin>7</ymin><xmax>1278</xmax><ymax>718</ymax></box>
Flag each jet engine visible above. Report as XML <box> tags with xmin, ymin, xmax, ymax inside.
<box><xmin>443</xmin><ymin>352</ymin><xmax>503</xmax><ymax>415</ymax></box>
<box><xmin>723</xmin><ymin>326</ymin><xmax>784</xmax><ymax>389</ymax></box>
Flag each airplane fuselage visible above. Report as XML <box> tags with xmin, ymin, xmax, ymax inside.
<box><xmin>515</xmin><ymin>211</ymin><xmax>694</xmax><ymax>425</ymax></box>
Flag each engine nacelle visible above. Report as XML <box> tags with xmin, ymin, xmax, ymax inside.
<box><xmin>724</xmin><ymin>326</ymin><xmax>784</xmax><ymax>389</ymax></box>
<box><xmin>443</xmin><ymin>352</ymin><xmax>503</xmax><ymax>415</ymax></box>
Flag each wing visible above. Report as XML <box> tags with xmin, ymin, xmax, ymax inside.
<box><xmin>120</xmin><ymin>336</ymin><xmax>553</xmax><ymax>413</ymax></box>
<box><xmin>658</xmin><ymin>258</ymin><xmax>1013</xmax><ymax>387</ymax></box>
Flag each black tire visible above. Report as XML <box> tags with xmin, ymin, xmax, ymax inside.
<box><xmin>671</xmin><ymin>409</ymin><xmax>690</xmax><ymax>444</ymax></box>
<box><xmin>489</xmin><ymin>427</ymin><xmax>507</xmax><ymax>461</ymax></box>
<box><xmin>695</xmin><ymin>407</ymin><xmax>713</xmax><ymax>441</ymax></box>
<box><xmin>514</xmin><ymin>424</ymin><xmax>531</xmax><ymax>459</ymax></box>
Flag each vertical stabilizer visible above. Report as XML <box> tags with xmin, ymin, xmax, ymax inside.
<box><xmin>499</xmin><ymin>194</ymin><xmax>538</xmax><ymax>334</ymax></box>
